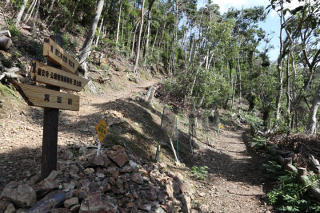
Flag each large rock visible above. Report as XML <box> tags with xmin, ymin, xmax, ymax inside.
<box><xmin>1</xmin><ymin>182</ymin><xmax>36</xmax><ymax>208</ymax></box>
<box><xmin>107</xmin><ymin>147</ymin><xmax>128</xmax><ymax>168</ymax></box>
<box><xmin>35</xmin><ymin>178</ymin><xmax>59</xmax><ymax>198</ymax></box>
<box><xmin>27</xmin><ymin>190</ymin><xmax>70</xmax><ymax>213</ymax></box>
<box><xmin>79</xmin><ymin>194</ymin><xmax>118</xmax><ymax>213</ymax></box>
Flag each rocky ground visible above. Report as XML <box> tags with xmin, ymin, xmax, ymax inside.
<box><xmin>0</xmin><ymin>144</ymin><xmax>193</xmax><ymax>213</ymax></box>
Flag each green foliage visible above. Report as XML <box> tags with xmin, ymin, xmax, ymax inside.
<box><xmin>8</xmin><ymin>23</ymin><xmax>21</xmax><ymax>38</ymax></box>
<box><xmin>264</xmin><ymin>161</ymin><xmax>320</xmax><ymax>212</ymax></box>
<box><xmin>240</xmin><ymin>111</ymin><xmax>263</xmax><ymax>127</ymax></box>
<box><xmin>0</xmin><ymin>83</ymin><xmax>18</xmax><ymax>98</ymax></box>
<box><xmin>191</xmin><ymin>166</ymin><xmax>209</xmax><ymax>180</ymax></box>
<box><xmin>263</xmin><ymin>161</ymin><xmax>282</xmax><ymax>174</ymax></box>
<box><xmin>62</xmin><ymin>33</ymin><xmax>78</xmax><ymax>53</ymax></box>
<box><xmin>251</xmin><ymin>135</ymin><xmax>266</xmax><ymax>149</ymax></box>
<box><xmin>166</xmin><ymin>68</ymin><xmax>232</xmax><ymax>108</ymax></box>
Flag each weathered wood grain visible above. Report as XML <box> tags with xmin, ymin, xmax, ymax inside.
<box><xmin>31</xmin><ymin>60</ymin><xmax>88</xmax><ymax>91</ymax></box>
<box><xmin>43</xmin><ymin>37</ymin><xmax>80</xmax><ymax>74</ymax></box>
<box><xmin>17</xmin><ymin>83</ymin><xmax>79</xmax><ymax>111</ymax></box>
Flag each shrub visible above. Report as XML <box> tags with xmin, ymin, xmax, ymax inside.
<box><xmin>191</xmin><ymin>166</ymin><xmax>208</xmax><ymax>180</ymax></box>
<box><xmin>264</xmin><ymin>161</ymin><xmax>320</xmax><ymax>212</ymax></box>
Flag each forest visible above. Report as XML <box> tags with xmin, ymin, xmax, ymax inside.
<box><xmin>3</xmin><ymin>0</ymin><xmax>319</xmax><ymax>134</ymax></box>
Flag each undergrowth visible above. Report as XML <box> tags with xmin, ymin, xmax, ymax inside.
<box><xmin>191</xmin><ymin>166</ymin><xmax>208</xmax><ymax>180</ymax></box>
<box><xmin>263</xmin><ymin>161</ymin><xmax>320</xmax><ymax>212</ymax></box>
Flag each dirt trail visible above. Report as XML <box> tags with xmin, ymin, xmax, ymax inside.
<box><xmin>0</xmin><ymin>77</ymin><xmax>272</xmax><ymax>212</ymax></box>
<box><xmin>189</xmin><ymin>128</ymin><xmax>271</xmax><ymax>213</ymax></box>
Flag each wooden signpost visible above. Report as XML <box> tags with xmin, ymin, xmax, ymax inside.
<box><xmin>30</xmin><ymin>60</ymin><xmax>88</xmax><ymax>92</ymax></box>
<box><xmin>43</xmin><ymin>37</ymin><xmax>80</xmax><ymax>74</ymax></box>
<box><xmin>17</xmin><ymin>83</ymin><xmax>80</xmax><ymax>111</ymax></box>
<box><xmin>15</xmin><ymin>35</ymin><xmax>87</xmax><ymax>179</ymax></box>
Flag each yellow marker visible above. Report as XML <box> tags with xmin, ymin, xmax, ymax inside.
<box><xmin>96</xmin><ymin>119</ymin><xmax>108</xmax><ymax>143</ymax></box>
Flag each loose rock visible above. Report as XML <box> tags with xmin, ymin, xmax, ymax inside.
<box><xmin>64</xmin><ymin>197</ymin><xmax>79</xmax><ymax>208</ymax></box>
<box><xmin>1</xmin><ymin>182</ymin><xmax>36</xmax><ymax>208</ymax></box>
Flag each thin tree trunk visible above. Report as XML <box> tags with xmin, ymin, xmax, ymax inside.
<box><xmin>291</xmin><ymin>52</ymin><xmax>297</xmax><ymax>129</ymax></box>
<box><xmin>25</xmin><ymin>0</ymin><xmax>37</xmax><ymax>23</ymax></box>
<box><xmin>133</xmin><ymin>0</ymin><xmax>145</xmax><ymax>73</ymax></box>
<box><xmin>5</xmin><ymin>0</ymin><xmax>10</xmax><ymax>6</ymax></box>
<box><xmin>16</xmin><ymin>0</ymin><xmax>28</xmax><ymax>26</ymax></box>
<box><xmin>171</xmin><ymin>2</ymin><xmax>179</xmax><ymax>75</ymax></box>
<box><xmin>24</xmin><ymin>0</ymin><xmax>36</xmax><ymax>21</ymax></box>
<box><xmin>237</xmin><ymin>57</ymin><xmax>242</xmax><ymax>112</ymax></box>
<box><xmin>95</xmin><ymin>17</ymin><xmax>104</xmax><ymax>47</ymax></box>
<box><xmin>131</xmin><ymin>23</ymin><xmax>139</xmax><ymax>58</ymax></box>
<box><xmin>143</xmin><ymin>12</ymin><xmax>151</xmax><ymax>65</ymax></box>
<box><xmin>48</xmin><ymin>0</ymin><xmax>56</xmax><ymax>12</ymax></box>
<box><xmin>32</xmin><ymin>0</ymin><xmax>40</xmax><ymax>32</ymax></box>
<box><xmin>189</xmin><ymin>60</ymin><xmax>205</xmax><ymax>96</ymax></box>
<box><xmin>158</xmin><ymin>22</ymin><xmax>166</xmax><ymax>48</ymax></box>
<box><xmin>275</xmin><ymin>6</ymin><xmax>285</xmax><ymax>124</ymax></box>
<box><xmin>116</xmin><ymin>0</ymin><xmax>122</xmax><ymax>45</ymax></box>
<box><xmin>151</xmin><ymin>28</ymin><xmax>158</xmax><ymax>54</ymax></box>
<box><xmin>285</xmin><ymin>54</ymin><xmax>291</xmax><ymax>125</ymax></box>
<box><xmin>79</xmin><ymin>0</ymin><xmax>104</xmax><ymax>76</ymax></box>
<box><xmin>308</xmin><ymin>86</ymin><xmax>320</xmax><ymax>134</ymax></box>
<box><xmin>48</xmin><ymin>14</ymin><xmax>60</xmax><ymax>28</ymax></box>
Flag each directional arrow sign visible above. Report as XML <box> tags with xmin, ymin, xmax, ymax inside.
<box><xmin>31</xmin><ymin>60</ymin><xmax>89</xmax><ymax>92</ymax></box>
<box><xmin>17</xmin><ymin>83</ymin><xmax>79</xmax><ymax>111</ymax></box>
<box><xmin>43</xmin><ymin>37</ymin><xmax>80</xmax><ymax>74</ymax></box>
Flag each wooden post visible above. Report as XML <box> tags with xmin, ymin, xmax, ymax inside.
<box><xmin>41</xmin><ymin>35</ymin><xmax>62</xmax><ymax>179</ymax></box>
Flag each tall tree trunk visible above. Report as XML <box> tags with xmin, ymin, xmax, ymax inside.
<box><xmin>290</xmin><ymin>52</ymin><xmax>297</xmax><ymax>129</ymax></box>
<box><xmin>25</xmin><ymin>0</ymin><xmax>37</xmax><ymax>23</ymax></box>
<box><xmin>131</xmin><ymin>22</ymin><xmax>139</xmax><ymax>58</ymax></box>
<box><xmin>158</xmin><ymin>22</ymin><xmax>166</xmax><ymax>48</ymax></box>
<box><xmin>115</xmin><ymin>0</ymin><xmax>122</xmax><ymax>45</ymax></box>
<box><xmin>189</xmin><ymin>59</ymin><xmax>205</xmax><ymax>97</ymax></box>
<box><xmin>79</xmin><ymin>0</ymin><xmax>104</xmax><ymax>72</ymax></box>
<box><xmin>237</xmin><ymin>57</ymin><xmax>242</xmax><ymax>112</ymax></box>
<box><xmin>143</xmin><ymin>12</ymin><xmax>151</xmax><ymax>65</ymax></box>
<box><xmin>5</xmin><ymin>0</ymin><xmax>10</xmax><ymax>6</ymax></box>
<box><xmin>95</xmin><ymin>17</ymin><xmax>104</xmax><ymax>46</ymax></box>
<box><xmin>24</xmin><ymin>0</ymin><xmax>36</xmax><ymax>21</ymax></box>
<box><xmin>151</xmin><ymin>28</ymin><xmax>158</xmax><ymax>54</ymax></box>
<box><xmin>285</xmin><ymin>54</ymin><xmax>291</xmax><ymax>125</ymax></box>
<box><xmin>171</xmin><ymin>1</ymin><xmax>179</xmax><ymax>75</ymax></box>
<box><xmin>275</xmin><ymin>5</ymin><xmax>285</xmax><ymax>124</ymax></box>
<box><xmin>16</xmin><ymin>0</ymin><xmax>28</xmax><ymax>26</ymax></box>
<box><xmin>308</xmin><ymin>86</ymin><xmax>320</xmax><ymax>134</ymax></box>
<box><xmin>32</xmin><ymin>0</ymin><xmax>40</xmax><ymax>32</ymax></box>
<box><xmin>133</xmin><ymin>0</ymin><xmax>145</xmax><ymax>73</ymax></box>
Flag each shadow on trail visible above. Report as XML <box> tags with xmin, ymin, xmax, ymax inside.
<box><xmin>178</xmin><ymin>128</ymin><xmax>269</xmax><ymax>192</ymax></box>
